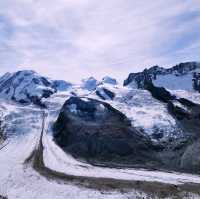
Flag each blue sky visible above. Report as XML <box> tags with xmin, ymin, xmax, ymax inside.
<box><xmin>0</xmin><ymin>0</ymin><xmax>200</xmax><ymax>82</ymax></box>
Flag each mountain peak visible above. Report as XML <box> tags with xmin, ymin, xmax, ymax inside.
<box><xmin>124</xmin><ymin>61</ymin><xmax>200</xmax><ymax>91</ymax></box>
<box><xmin>0</xmin><ymin>70</ymin><xmax>72</xmax><ymax>106</ymax></box>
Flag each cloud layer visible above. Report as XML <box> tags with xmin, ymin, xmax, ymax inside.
<box><xmin>0</xmin><ymin>0</ymin><xmax>200</xmax><ymax>82</ymax></box>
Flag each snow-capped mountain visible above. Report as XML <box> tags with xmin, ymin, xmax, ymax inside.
<box><xmin>81</xmin><ymin>77</ymin><xmax>99</xmax><ymax>91</ymax></box>
<box><xmin>101</xmin><ymin>76</ymin><xmax>118</xmax><ymax>85</ymax></box>
<box><xmin>124</xmin><ymin>62</ymin><xmax>200</xmax><ymax>91</ymax></box>
<box><xmin>1</xmin><ymin>62</ymin><xmax>200</xmax><ymax>199</ymax></box>
<box><xmin>52</xmin><ymin>80</ymin><xmax>72</xmax><ymax>91</ymax></box>
<box><xmin>81</xmin><ymin>76</ymin><xmax>118</xmax><ymax>91</ymax></box>
<box><xmin>0</xmin><ymin>70</ymin><xmax>71</xmax><ymax>106</ymax></box>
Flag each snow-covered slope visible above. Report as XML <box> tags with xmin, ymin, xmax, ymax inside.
<box><xmin>153</xmin><ymin>67</ymin><xmax>200</xmax><ymax>91</ymax></box>
<box><xmin>78</xmin><ymin>82</ymin><xmax>182</xmax><ymax>140</ymax></box>
<box><xmin>111</xmin><ymin>88</ymin><xmax>183</xmax><ymax>139</ymax></box>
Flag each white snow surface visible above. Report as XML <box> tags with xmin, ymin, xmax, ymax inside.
<box><xmin>170</xmin><ymin>90</ymin><xmax>200</xmax><ymax>104</ymax></box>
<box><xmin>153</xmin><ymin>67</ymin><xmax>200</xmax><ymax>91</ymax></box>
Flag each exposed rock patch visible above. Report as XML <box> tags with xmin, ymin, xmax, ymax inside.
<box><xmin>145</xmin><ymin>82</ymin><xmax>176</xmax><ymax>103</ymax></box>
<box><xmin>96</xmin><ymin>87</ymin><xmax>115</xmax><ymax>100</ymax></box>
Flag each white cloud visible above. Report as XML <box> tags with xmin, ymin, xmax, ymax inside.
<box><xmin>0</xmin><ymin>0</ymin><xmax>199</xmax><ymax>83</ymax></box>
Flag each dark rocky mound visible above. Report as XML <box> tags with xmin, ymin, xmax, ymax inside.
<box><xmin>53</xmin><ymin>95</ymin><xmax>200</xmax><ymax>174</ymax></box>
<box><xmin>53</xmin><ymin>97</ymin><xmax>161</xmax><ymax>167</ymax></box>
<box><xmin>193</xmin><ymin>72</ymin><xmax>200</xmax><ymax>92</ymax></box>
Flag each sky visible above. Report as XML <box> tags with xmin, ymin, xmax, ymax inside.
<box><xmin>0</xmin><ymin>0</ymin><xmax>200</xmax><ymax>83</ymax></box>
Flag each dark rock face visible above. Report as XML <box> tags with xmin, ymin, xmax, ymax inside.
<box><xmin>145</xmin><ymin>82</ymin><xmax>176</xmax><ymax>103</ymax></box>
<box><xmin>181</xmin><ymin>141</ymin><xmax>200</xmax><ymax>173</ymax></box>
<box><xmin>53</xmin><ymin>97</ymin><xmax>160</xmax><ymax>166</ymax></box>
<box><xmin>166</xmin><ymin>98</ymin><xmax>200</xmax><ymax>173</ymax></box>
<box><xmin>0</xmin><ymin>114</ymin><xmax>5</xmax><ymax>141</ymax></box>
<box><xmin>192</xmin><ymin>72</ymin><xmax>200</xmax><ymax>92</ymax></box>
<box><xmin>168</xmin><ymin>99</ymin><xmax>200</xmax><ymax>137</ymax></box>
<box><xmin>96</xmin><ymin>88</ymin><xmax>115</xmax><ymax>100</ymax></box>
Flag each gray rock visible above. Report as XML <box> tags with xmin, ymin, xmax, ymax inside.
<box><xmin>181</xmin><ymin>141</ymin><xmax>200</xmax><ymax>173</ymax></box>
<box><xmin>96</xmin><ymin>87</ymin><xmax>115</xmax><ymax>100</ymax></box>
<box><xmin>53</xmin><ymin>97</ymin><xmax>160</xmax><ymax>166</ymax></box>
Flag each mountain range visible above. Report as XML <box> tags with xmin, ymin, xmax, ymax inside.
<box><xmin>0</xmin><ymin>61</ymin><xmax>200</xmax><ymax>199</ymax></box>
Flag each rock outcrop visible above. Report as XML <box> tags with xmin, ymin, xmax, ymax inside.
<box><xmin>53</xmin><ymin>94</ymin><xmax>200</xmax><ymax>174</ymax></box>
<box><xmin>96</xmin><ymin>87</ymin><xmax>115</xmax><ymax>100</ymax></box>
<box><xmin>145</xmin><ymin>82</ymin><xmax>176</xmax><ymax>103</ymax></box>
<box><xmin>168</xmin><ymin>99</ymin><xmax>200</xmax><ymax>138</ymax></box>
<box><xmin>53</xmin><ymin>97</ymin><xmax>160</xmax><ymax>167</ymax></box>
